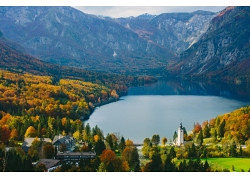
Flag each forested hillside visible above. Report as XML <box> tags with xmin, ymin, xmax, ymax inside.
<box><xmin>192</xmin><ymin>106</ymin><xmax>249</xmax><ymax>145</ymax></box>
<box><xmin>0</xmin><ymin>70</ymin><xmax>119</xmax><ymax>142</ymax></box>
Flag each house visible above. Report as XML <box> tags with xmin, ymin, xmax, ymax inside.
<box><xmin>56</xmin><ymin>151</ymin><xmax>96</xmax><ymax>161</ymax></box>
<box><xmin>37</xmin><ymin>159</ymin><xmax>61</xmax><ymax>172</ymax></box>
<box><xmin>52</xmin><ymin>135</ymin><xmax>75</xmax><ymax>152</ymax></box>
<box><xmin>22</xmin><ymin>137</ymin><xmax>52</xmax><ymax>152</ymax></box>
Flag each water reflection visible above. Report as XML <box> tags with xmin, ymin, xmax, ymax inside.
<box><xmin>128</xmin><ymin>79</ymin><xmax>250</xmax><ymax>101</ymax></box>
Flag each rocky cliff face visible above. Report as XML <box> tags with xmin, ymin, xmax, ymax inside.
<box><xmin>114</xmin><ymin>10</ymin><xmax>215</xmax><ymax>55</ymax></box>
<box><xmin>168</xmin><ymin>7</ymin><xmax>250</xmax><ymax>83</ymax></box>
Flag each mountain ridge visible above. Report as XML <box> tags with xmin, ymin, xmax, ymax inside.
<box><xmin>114</xmin><ymin>10</ymin><xmax>215</xmax><ymax>55</ymax></box>
<box><xmin>0</xmin><ymin>6</ymin><xmax>249</xmax><ymax>84</ymax></box>
<box><xmin>0</xmin><ymin>7</ymin><xmax>216</xmax><ymax>74</ymax></box>
<box><xmin>167</xmin><ymin>6</ymin><xmax>250</xmax><ymax>84</ymax></box>
<box><xmin>0</xmin><ymin>6</ymin><xmax>173</xmax><ymax>74</ymax></box>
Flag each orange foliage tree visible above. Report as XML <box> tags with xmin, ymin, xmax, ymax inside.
<box><xmin>0</xmin><ymin>125</ymin><xmax>11</xmax><ymax>143</ymax></box>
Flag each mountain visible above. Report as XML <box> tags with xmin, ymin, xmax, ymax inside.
<box><xmin>0</xmin><ymin>32</ymin><xmax>158</xmax><ymax>96</ymax></box>
<box><xmin>168</xmin><ymin>7</ymin><xmax>250</xmax><ymax>83</ymax></box>
<box><xmin>0</xmin><ymin>6</ymin><xmax>172</xmax><ymax>74</ymax></box>
<box><xmin>0</xmin><ymin>7</ymin><xmax>217</xmax><ymax>75</ymax></box>
<box><xmin>114</xmin><ymin>10</ymin><xmax>215</xmax><ymax>54</ymax></box>
<box><xmin>2</xmin><ymin>6</ymin><xmax>246</xmax><ymax>82</ymax></box>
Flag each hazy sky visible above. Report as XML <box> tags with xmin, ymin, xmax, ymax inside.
<box><xmin>74</xmin><ymin>6</ymin><xmax>226</xmax><ymax>18</ymax></box>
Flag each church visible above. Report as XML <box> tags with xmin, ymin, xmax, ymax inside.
<box><xmin>174</xmin><ymin>123</ymin><xmax>184</xmax><ymax>146</ymax></box>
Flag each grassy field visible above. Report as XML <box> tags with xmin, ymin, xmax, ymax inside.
<box><xmin>203</xmin><ymin>158</ymin><xmax>250</xmax><ymax>172</ymax></box>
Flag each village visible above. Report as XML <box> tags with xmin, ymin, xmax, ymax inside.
<box><xmin>21</xmin><ymin>134</ymin><xmax>97</xmax><ymax>171</ymax></box>
<box><xmin>2</xmin><ymin>111</ymin><xmax>249</xmax><ymax>172</ymax></box>
<box><xmin>17</xmin><ymin>123</ymin><xmax>186</xmax><ymax>172</ymax></box>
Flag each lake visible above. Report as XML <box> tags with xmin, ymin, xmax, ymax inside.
<box><xmin>87</xmin><ymin>80</ymin><xmax>249</xmax><ymax>143</ymax></box>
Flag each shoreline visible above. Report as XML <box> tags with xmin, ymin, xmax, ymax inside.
<box><xmin>83</xmin><ymin>80</ymin><xmax>157</xmax><ymax>121</ymax></box>
<box><xmin>83</xmin><ymin>93</ymin><xmax>128</xmax><ymax>122</ymax></box>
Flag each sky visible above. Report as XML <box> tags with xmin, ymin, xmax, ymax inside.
<box><xmin>74</xmin><ymin>6</ymin><xmax>226</xmax><ymax>18</ymax></box>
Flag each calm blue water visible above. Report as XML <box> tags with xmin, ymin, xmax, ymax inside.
<box><xmin>87</xmin><ymin>80</ymin><xmax>249</xmax><ymax>143</ymax></box>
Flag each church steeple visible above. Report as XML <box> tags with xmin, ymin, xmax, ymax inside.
<box><xmin>179</xmin><ymin>122</ymin><xmax>183</xmax><ymax>129</ymax></box>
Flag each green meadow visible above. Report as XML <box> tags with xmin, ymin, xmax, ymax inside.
<box><xmin>203</xmin><ymin>158</ymin><xmax>250</xmax><ymax>172</ymax></box>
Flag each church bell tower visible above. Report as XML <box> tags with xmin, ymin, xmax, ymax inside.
<box><xmin>177</xmin><ymin>122</ymin><xmax>184</xmax><ymax>146</ymax></box>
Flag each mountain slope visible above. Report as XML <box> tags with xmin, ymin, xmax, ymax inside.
<box><xmin>168</xmin><ymin>7</ymin><xmax>250</xmax><ymax>83</ymax></box>
<box><xmin>114</xmin><ymin>10</ymin><xmax>215</xmax><ymax>55</ymax></box>
<box><xmin>0</xmin><ymin>6</ymin><xmax>172</xmax><ymax>74</ymax></box>
<box><xmin>0</xmin><ymin>35</ymin><xmax>53</xmax><ymax>75</ymax></box>
<box><xmin>0</xmin><ymin>33</ymin><xmax>158</xmax><ymax>96</ymax></box>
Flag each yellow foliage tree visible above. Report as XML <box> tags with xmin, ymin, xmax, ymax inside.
<box><xmin>82</xmin><ymin>130</ymin><xmax>89</xmax><ymax>141</ymax></box>
<box><xmin>73</xmin><ymin>130</ymin><xmax>81</xmax><ymax>140</ymax></box>
<box><xmin>25</xmin><ymin>126</ymin><xmax>37</xmax><ymax>137</ymax></box>
<box><xmin>62</xmin><ymin>130</ymin><xmax>66</xmax><ymax>136</ymax></box>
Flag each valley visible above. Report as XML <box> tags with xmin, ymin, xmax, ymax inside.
<box><xmin>0</xmin><ymin>6</ymin><xmax>249</xmax><ymax>172</ymax></box>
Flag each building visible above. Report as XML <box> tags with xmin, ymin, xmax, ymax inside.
<box><xmin>177</xmin><ymin>123</ymin><xmax>184</xmax><ymax>146</ymax></box>
<box><xmin>22</xmin><ymin>137</ymin><xmax>52</xmax><ymax>152</ymax></box>
<box><xmin>37</xmin><ymin>159</ymin><xmax>61</xmax><ymax>172</ymax></box>
<box><xmin>56</xmin><ymin>151</ymin><xmax>96</xmax><ymax>161</ymax></box>
<box><xmin>52</xmin><ymin>135</ymin><xmax>75</xmax><ymax>152</ymax></box>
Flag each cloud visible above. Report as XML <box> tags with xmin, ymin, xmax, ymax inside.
<box><xmin>74</xmin><ymin>6</ymin><xmax>225</xmax><ymax>18</ymax></box>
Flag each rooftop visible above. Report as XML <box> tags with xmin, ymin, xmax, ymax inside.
<box><xmin>53</xmin><ymin>135</ymin><xmax>75</xmax><ymax>144</ymax></box>
<box><xmin>23</xmin><ymin>137</ymin><xmax>52</xmax><ymax>147</ymax></box>
<box><xmin>57</xmin><ymin>151</ymin><xmax>96</xmax><ymax>156</ymax></box>
<box><xmin>38</xmin><ymin>159</ymin><xmax>60</xmax><ymax>170</ymax></box>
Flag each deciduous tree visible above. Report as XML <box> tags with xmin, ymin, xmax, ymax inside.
<box><xmin>24</xmin><ymin>126</ymin><xmax>37</xmax><ymax>138</ymax></box>
<box><xmin>0</xmin><ymin>125</ymin><xmax>11</xmax><ymax>144</ymax></box>
<box><xmin>151</xmin><ymin>134</ymin><xmax>160</xmax><ymax>146</ymax></box>
<box><xmin>162</xmin><ymin>137</ymin><xmax>167</xmax><ymax>146</ymax></box>
<box><xmin>122</xmin><ymin>147</ymin><xmax>140</xmax><ymax>171</ymax></box>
